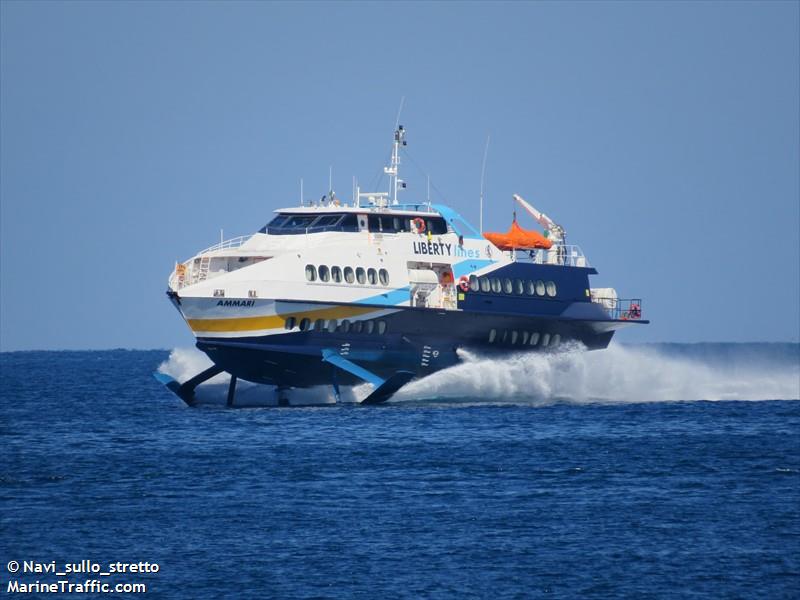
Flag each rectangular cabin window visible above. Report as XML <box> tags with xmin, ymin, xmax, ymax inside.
<box><xmin>310</xmin><ymin>215</ymin><xmax>341</xmax><ymax>229</ymax></box>
<box><xmin>284</xmin><ymin>215</ymin><xmax>316</xmax><ymax>229</ymax></box>
<box><xmin>339</xmin><ymin>214</ymin><xmax>359</xmax><ymax>232</ymax></box>
<box><xmin>263</xmin><ymin>213</ymin><xmax>361</xmax><ymax>235</ymax></box>
<box><xmin>260</xmin><ymin>214</ymin><xmax>288</xmax><ymax>233</ymax></box>
<box><xmin>425</xmin><ymin>217</ymin><xmax>448</xmax><ymax>235</ymax></box>
<box><xmin>380</xmin><ymin>215</ymin><xmax>398</xmax><ymax>232</ymax></box>
<box><xmin>263</xmin><ymin>212</ymin><xmax>370</xmax><ymax>235</ymax></box>
<box><xmin>365</xmin><ymin>214</ymin><xmax>446</xmax><ymax>234</ymax></box>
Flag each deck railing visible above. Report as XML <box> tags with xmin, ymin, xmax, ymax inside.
<box><xmin>512</xmin><ymin>245</ymin><xmax>590</xmax><ymax>267</ymax></box>
<box><xmin>592</xmin><ymin>297</ymin><xmax>644</xmax><ymax>320</ymax></box>
<box><xmin>197</xmin><ymin>235</ymin><xmax>250</xmax><ymax>255</ymax></box>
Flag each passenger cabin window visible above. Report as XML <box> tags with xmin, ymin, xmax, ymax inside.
<box><xmin>305</xmin><ymin>265</ymin><xmax>317</xmax><ymax>282</ymax></box>
<box><xmin>356</xmin><ymin>267</ymin><xmax>366</xmax><ymax>284</ymax></box>
<box><xmin>367</xmin><ymin>268</ymin><xmax>378</xmax><ymax>285</ymax></box>
<box><xmin>318</xmin><ymin>265</ymin><xmax>330</xmax><ymax>282</ymax></box>
<box><xmin>331</xmin><ymin>266</ymin><xmax>342</xmax><ymax>282</ymax></box>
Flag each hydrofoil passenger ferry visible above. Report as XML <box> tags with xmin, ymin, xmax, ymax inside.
<box><xmin>156</xmin><ymin>126</ymin><xmax>647</xmax><ymax>406</ymax></box>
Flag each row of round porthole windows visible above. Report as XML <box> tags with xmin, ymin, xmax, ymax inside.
<box><xmin>285</xmin><ymin>316</ymin><xmax>387</xmax><ymax>335</ymax></box>
<box><xmin>306</xmin><ymin>265</ymin><xmax>390</xmax><ymax>286</ymax></box>
<box><xmin>470</xmin><ymin>275</ymin><xmax>557</xmax><ymax>297</ymax></box>
<box><xmin>488</xmin><ymin>329</ymin><xmax>561</xmax><ymax>348</ymax></box>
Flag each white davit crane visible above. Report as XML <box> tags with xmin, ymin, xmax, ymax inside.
<box><xmin>512</xmin><ymin>193</ymin><xmax>567</xmax><ymax>265</ymax></box>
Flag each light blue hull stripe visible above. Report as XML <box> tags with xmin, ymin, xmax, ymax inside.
<box><xmin>321</xmin><ymin>349</ymin><xmax>385</xmax><ymax>387</ymax></box>
<box><xmin>358</xmin><ymin>286</ymin><xmax>411</xmax><ymax>306</ymax></box>
<box><xmin>452</xmin><ymin>259</ymin><xmax>495</xmax><ymax>279</ymax></box>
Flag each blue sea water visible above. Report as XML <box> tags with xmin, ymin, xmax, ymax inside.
<box><xmin>2</xmin><ymin>344</ymin><xmax>799</xmax><ymax>598</ymax></box>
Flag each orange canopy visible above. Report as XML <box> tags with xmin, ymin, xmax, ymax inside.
<box><xmin>483</xmin><ymin>220</ymin><xmax>553</xmax><ymax>251</ymax></box>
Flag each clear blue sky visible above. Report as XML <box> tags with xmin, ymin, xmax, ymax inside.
<box><xmin>1</xmin><ymin>1</ymin><xmax>798</xmax><ymax>350</ymax></box>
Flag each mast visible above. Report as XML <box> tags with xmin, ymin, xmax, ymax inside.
<box><xmin>385</xmin><ymin>125</ymin><xmax>407</xmax><ymax>205</ymax></box>
<box><xmin>480</xmin><ymin>134</ymin><xmax>490</xmax><ymax>234</ymax></box>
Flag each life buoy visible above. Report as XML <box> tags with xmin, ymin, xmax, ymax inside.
<box><xmin>412</xmin><ymin>217</ymin><xmax>426</xmax><ymax>233</ymax></box>
<box><xmin>458</xmin><ymin>276</ymin><xmax>470</xmax><ymax>292</ymax></box>
<box><xmin>629</xmin><ymin>303</ymin><xmax>641</xmax><ymax>319</ymax></box>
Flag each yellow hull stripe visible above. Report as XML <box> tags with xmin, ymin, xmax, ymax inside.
<box><xmin>186</xmin><ymin>304</ymin><xmax>382</xmax><ymax>333</ymax></box>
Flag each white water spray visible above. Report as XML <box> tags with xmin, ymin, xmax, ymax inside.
<box><xmin>395</xmin><ymin>343</ymin><xmax>800</xmax><ymax>404</ymax></box>
<box><xmin>158</xmin><ymin>344</ymin><xmax>799</xmax><ymax>406</ymax></box>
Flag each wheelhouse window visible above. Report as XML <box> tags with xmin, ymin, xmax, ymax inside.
<box><xmin>305</xmin><ymin>265</ymin><xmax>317</xmax><ymax>282</ymax></box>
<box><xmin>286</xmin><ymin>215</ymin><xmax>317</xmax><ymax>229</ymax></box>
<box><xmin>261</xmin><ymin>214</ymin><xmax>289</xmax><ymax>232</ymax></box>
<box><xmin>312</xmin><ymin>215</ymin><xmax>341</xmax><ymax>228</ymax></box>
<box><xmin>424</xmin><ymin>217</ymin><xmax>448</xmax><ymax>235</ymax></box>
<box><xmin>338</xmin><ymin>214</ymin><xmax>359</xmax><ymax>232</ymax></box>
<box><xmin>261</xmin><ymin>212</ymin><xmax>360</xmax><ymax>234</ymax></box>
<box><xmin>368</xmin><ymin>215</ymin><xmax>402</xmax><ymax>233</ymax></box>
